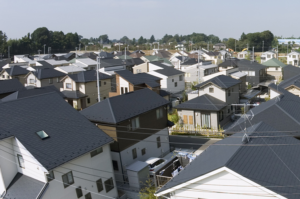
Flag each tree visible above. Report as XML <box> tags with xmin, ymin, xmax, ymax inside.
<box><xmin>149</xmin><ymin>35</ymin><xmax>155</xmax><ymax>43</ymax></box>
<box><xmin>31</xmin><ymin>27</ymin><xmax>50</xmax><ymax>51</ymax></box>
<box><xmin>139</xmin><ymin>179</ymin><xmax>156</xmax><ymax>199</ymax></box>
<box><xmin>240</xmin><ymin>32</ymin><xmax>247</xmax><ymax>41</ymax></box>
<box><xmin>99</xmin><ymin>34</ymin><xmax>109</xmax><ymax>43</ymax></box>
<box><xmin>226</xmin><ymin>38</ymin><xmax>236</xmax><ymax>50</ymax></box>
<box><xmin>138</xmin><ymin>36</ymin><xmax>144</xmax><ymax>44</ymax></box>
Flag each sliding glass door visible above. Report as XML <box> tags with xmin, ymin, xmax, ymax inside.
<box><xmin>201</xmin><ymin>113</ymin><xmax>211</xmax><ymax>129</ymax></box>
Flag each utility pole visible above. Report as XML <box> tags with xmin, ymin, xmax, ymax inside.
<box><xmin>119</xmin><ymin>43</ymin><xmax>120</xmax><ymax>52</ymax></box>
<box><xmin>262</xmin><ymin>41</ymin><xmax>264</xmax><ymax>53</ymax></box>
<box><xmin>252</xmin><ymin>46</ymin><xmax>254</xmax><ymax>62</ymax></box>
<box><xmin>79</xmin><ymin>44</ymin><xmax>81</xmax><ymax>51</ymax></box>
<box><xmin>8</xmin><ymin>46</ymin><xmax>10</xmax><ymax>59</ymax></box>
<box><xmin>96</xmin><ymin>54</ymin><xmax>101</xmax><ymax>102</ymax></box>
<box><xmin>85</xmin><ymin>46</ymin><xmax>87</xmax><ymax>52</ymax></box>
<box><xmin>75</xmin><ymin>47</ymin><xmax>78</xmax><ymax>58</ymax></box>
<box><xmin>235</xmin><ymin>40</ymin><xmax>236</xmax><ymax>52</ymax></box>
<box><xmin>48</xmin><ymin>47</ymin><xmax>51</xmax><ymax>54</ymax></box>
<box><xmin>198</xmin><ymin>48</ymin><xmax>201</xmax><ymax>83</ymax></box>
<box><xmin>277</xmin><ymin>45</ymin><xmax>278</xmax><ymax>59</ymax></box>
<box><xmin>38</xmin><ymin>50</ymin><xmax>41</xmax><ymax>60</ymax></box>
<box><xmin>247</xmin><ymin>43</ymin><xmax>249</xmax><ymax>50</ymax></box>
<box><xmin>125</xmin><ymin>47</ymin><xmax>127</xmax><ymax>60</ymax></box>
<box><xmin>43</xmin><ymin>44</ymin><xmax>46</xmax><ymax>55</ymax></box>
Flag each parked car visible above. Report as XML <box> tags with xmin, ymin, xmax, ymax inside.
<box><xmin>145</xmin><ymin>157</ymin><xmax>166</xmax><ymax>176</ymax></box>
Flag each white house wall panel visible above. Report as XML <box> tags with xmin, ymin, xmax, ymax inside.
<box><xmin>199</xmin><ymin>84</ymin><xmax>226</xmax><ymax>102</ymax></box>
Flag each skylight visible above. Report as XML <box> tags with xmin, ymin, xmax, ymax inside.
<box><xmin>36</xmin><ymin>130</ymin><xmax>49</xmax><ymax>140</ymax></box>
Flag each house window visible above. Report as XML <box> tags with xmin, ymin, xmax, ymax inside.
<box><xmin>209</xmin><ymin>88</ymin><xmax>214</xmax><ymax>93</ymax></box>
<box><xmin>275</xmin><ymin>67</ymin><xmax>278</xmax><ymax>71</ymax></box>
<box><xmin>87</xmin><ymin>98</ymin><xmax>90</xmax><ymax>104</ymax></box>
<box><xmin>156</xmin><ymin>108</ymin><xmax>163</xmax><ymax>119</ymax></box>
<box><xmin>46</xmin><ymin>170</ymin><xmax>55</xmax><ymax>182</ymax></box>
<box><xmin>179</xmin><ymin>75</ymin><xmax>183</xmax><ymax>81</ymax></box>
<box><xmin>267</xmin><ymin>55</ymin><xmax>271</xmax><ymax>58</ymax></box>
<box><xmin>248</xmin><ymin>71</ymin><xmax>255</xmax><ymax>76</ymax></box>
<box><xmin>157</xmin><ymin>137</ymin><xmax>161</xmax><ymax>148</ymax></box>
<box><xmin>204</xmin><ymin>70</ymin><xmax>208</xmax><ymax>76</ymax></box>
<box><xmin>104</xmin><ymin>178</ymin><xmax>114</xmax><ymax>193</ymax></box>
<box><xmin>183</xmin><ymin>115</ymin><xmax>188</xmax><ymax>124</ymax></box>
<box><xmin>112</xmin><ymin>161</ymin><xmax>118</xmax><ymax>171</ymax></box>
<box><xmin>293</xmin><ymin>55</ymin><xmax>296</xmax><ymax>58</ymax></box>
<box><xmin>228</xmin><ymin>89</ymin><xmax>231</xmax><ymax>96</ymax></box>
<box><xmin>121</xmin><ymin>87</ymin><xmax>124</xmax><ymax>94</ymax></box>
<box><xmin>228</xmin><ymin>109</ymin><xmax>230</xmax><ymax>113</ymax></box>
<box><xmin>201</xmin><ymin>113</ymin><xmax>211</xmax><ymax>128</ymax></box>
<box><xmin>76</xmin><ymin>186</ymin><xmax>83</xmax><ymax>198</ymax></box>
<box><xmin>17</xmin><ymin>154</ymin><xmax>25</xmax><ymax>168</ymax></box>
<box><xmin>57</xmin><ymin>77</ymin><xmax>60</xmax><ymax>83</ymax></box>
<box><xmin>132</xmin><ymin>148</ymin><xmax>137</xmax><ymax>159</ymax></box>
<box><xmin>91</xmin><ymin>147</ymin><xmax>103</xmax><ymax>157</ymax></box>
<box><xmin>62</xmin><ymin>171</ymin><xmax>74</xmax><ymax>188</ymax></box>
<box><xmin>141</xmin><ymin>148</ymin><xmax>146</xmax><ymax>155</ymax></box>
<box><xmin>29</xmin><ymin>79</ymin><xmax>35</xmax><ymax>84</ymax></box>
<box><xmin>219</xmin><ymin>111</ymin><xmax>224</xmax><ymax>121</ymax></box>
<box><xmin>85</xmin><ymin>193</ymin><xmax>92</xmax><ymax>199</ymax></box>
<box><xmin>172</xmin><ymin>79</ymin><xmax>174</xmax><ymax>82</ymax></box>
<box><xmin>96</xmin><ymin>179</ymin><xmax>104</xmax><ymax>192</ymax></box>
<box><xmin>125</xmin><ymin>87</ymin><xmax>128</xmax><ymax>93</ymax></box>
<box><xmin>2</xmin><ymin>75</ymin><xmax>4</xmax><ymax>78</ymax></box>
<box><xmin>189</xmin><ymin>115</ymin><xmax>193</xmax><ymax>125</ymax></box>
<box><xmin>174</xmin><ymin>82</ymin><xmax>177</xmax><ymax>87</ymax></box>
<box><xmin>66</xmin><ymin>83</ymin><xmax>72</xmax><ymax>89</ymax></box>
<box><xmin>49</xmin><ymin>78</ymin><xmax>53</xmax><ymax>84</ymax></box>
<box><xmin>232</xmin><ymin>88</ymin><xmax>234</xmax><ymax>92</ymax></box>
<box><xmin>36</xmin><ymin>130</ymin><xmax>49</xmax><ymax>140</ymax></box>
<box><xmin>131</xmin><ymin>117</ymin><xmax>140</xmax><ymax>130</ymax></box>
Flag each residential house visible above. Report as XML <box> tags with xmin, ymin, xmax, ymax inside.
<box><xmin>0</xmin><ymin>92</ymin><xmax>118</xmax><ymax>199</ymax></box>
<box><xmin>237</xmin><ymin>50</ymin><xmax>253</xmax><ymax>60</ymax></box>
<box><xmin>54</xmin><ymin>52</ymin><xmax>76</xmax><ymax>61</ymax></box>
<box><xmin>282</xmin><ymin>64</ymin><xmax>300</xmax><ymax>80</ymax></box>
<box><xmin>0</xmin><ymin>65</ymin><xmax>29</xmax><ymax>85</ymax></box>
<box><xmin>226</xmin><ymin>83</ymin><xmax>300</xmax><ymax>137</ymax></box>
<box><xmin>35</xmin><ymin>60</ymin><xmax>55</xmax><ymax>69</ymax></box>
<box><xmin>55</xmin><ymin>65</ymin><xmax>86</xmax><ymax>74</ymax></box>
<box><xmin>141</xmin><ymin>55</ymin><xmax>173</xmax><ymax>66</ymax></box>
<box><xmin>114</xmin><ymin>51</ymin><xmax>132</xmax><ymax>57</ymax></box>
<box><xmin>25</xmin><ymin>68</ymin><xmax>66</xmax><ymax>89</ymax></box>
<box><xmin>236</xmin><ymin>59</ymin><xmax>268</xmax><ymax>87</ymax></box>
<box><xmin>179</xmin><ymin>75</ymin><xmax>240</xmax><ymax>128</ymax></box>
<box><xmin>60</xmin><ymin>70</ymin><xmax>113</xmax><ymax>110</ymax></box>
<box><xmin>287</xmin><ymin>51</ymin><xmax>300</xmax><ymax>66</ymax></box>
<box><xmin>14</xmin><ymin>55</ymin><xmax>36</xmax><ymax>65</ymax></box>
<box><xmin>155</xmin><ymin>122</ymin><xmax>300</xmax><ymax>199</ymax></box>
<box><xmin>132</xmin><ymin>62</ymin><xmax>148</xmax><ymax>74</ymax></box>
<box><xmin>148</xmin><ymin>62</ymin><xmax>185</xmax><ymax>94</ymax></box>
<box><xmin>175</xmin><ymin>42</ymin><xmax>186</xmax><ymax>51</ymax></box>
<box><xmin>132</xmin><ymin>50</ymin><xmax>145</xmax><ymax>55</ymax></box>
<box><xmin>45</xmin><ymin>59</ymin><xmax>69</xmax><ymax>67</ymax></box>
<box><xmin>202</xmin><ymin>51</ymin><xmax>222</xmax><ymax>64</ymax></box>
<box><xmin>78</xmin><ymin>52</ymin><xmax>98</xmax><ymax>60</ymax></box>
<box><xmin>99</xmin><ymin>51</ymin><xmax>114</xmax><ymax>59</ymax></box>
<box><xmin>261</xmin><ymin>51</ymin><xmax>277</xmax><ymax>63</ymax></box>
<box><xmin>219</xmin><ymin>50</ymin><xmax>232</xmax><ymax>61</ymax></box>
<box><xmin>0</xmin><ymin>79</ymin><xmax>24</xmax><ymax>98</ymax></box>
<box><xmin>129</xmin><ymin>52</ymin><xmax>144</xmax><ymax>58</ymax></box>
<box><xmin>218</xmin><ymin>58</ymin><xmax>239</xmax><ymax>71</ymax></box>
<box><xmin>213</xmin><ymin>43</ymin><xmax>226</xmax><ymax>50</ymax></box>
<box><xmin>262</xmin><ymin>58</ymin><xmax>286</xmax><ymax>81</ymax></box>
<box><xmin>152</xmin><ymin>50</ymin><xmax>172</xmax><ymax>59</ymax></box>
<box><xmin>278</xmin><ymin>73</ymin><xmax>300</xmax><ymax>97</ymax></box>
<box><xmin>102</xmin><ymin>43</ymin><xmax>111</xmax><ymax>49</ymax></box>
<box><xmin>80</xmin><ymin>88</ymin><xmax>171</xmax><ymax>184</ymax></box>
<box><xmin>73</xmin><ymin>58</ymin><xmax>97</xmax><ymax>70</ymax></box>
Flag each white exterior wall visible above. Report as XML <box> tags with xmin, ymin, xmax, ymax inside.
<box><xmin>199</xmin><ymin>84</ymin><xmax>226</xmax><ymax>102</ymax></box>
<box><xmin>169</xmin><ymin>169</ymin><xmax>283</xmax><ymax>199</ymax></box>
<box><xmin>270</xmin><ymin>89</ymin><xmax>280</xmax><ymax>99</ymax></box>
<box><xmin>43</xmin><ymin>144</ymin><xmax>118</xmax><ymax>199</ymax></box>
<box><xmin>266</xmin><ymin>67</ymin><xmax>282</xmax><ymax>72</ymax></box>
<box><xmin>26</xmin><ymin>73</ymin><xmax>41</xmax><ymax>87</ymax></box>
<box><xmin>119</xmin><ymin>76</ymin><xmax>130</xmax><ymax>91</ymax></box>
<box><xmin>111</xmin><ymin>128</ymin><xmax>170</xmax><ymax>183</ymax></box>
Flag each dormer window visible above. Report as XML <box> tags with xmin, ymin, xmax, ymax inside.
<box><xmin>36</xmin><ymin>130</ymin><xmax>49</xmax><ymax>140</ymax></box>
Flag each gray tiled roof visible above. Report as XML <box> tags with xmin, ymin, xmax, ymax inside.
<box><xmin>4</xmin><ymin>173</ymin><xmax>46</xmax><ymax>199</ymax></box>
<box><xmin>175</xmin><ymin>94</ymin><xmax>227</xmax><ymax>111</ymax></box>
<box><xmin>279</xmin><ymin>73</ymin><xmax>300</xmax><ymax>89</ymax></box>
<box><xmin>157</xmin><ymin>122</ymin><xmax>300</xmax><ymax>199</ymax></box>
<box><xmin>115</xmin><ymin>70</ymin><xmax>161</xmax><ymax>88</ymax></box>
<box><xmin>237</xmin><ymin>59</ymin><xmax>268</xmax><ymax>71</ymax></box>
<box><xmin>206</xmin><ymin>51</ymin><xmax>220</xmax><ymax>56</ymax></box>
<box><xmin>67</xmin><ymin>70</ymin><xmax>113</xmax><ymax>83</ymax></box>
<box><xmin>3</xmin><ymin>65</ymin><xmax>29</xmax><ymax>76</ymax></box>
<box><xmin>0</xmin><ymin>92</ymin><xmax>113</xmax><ymax>170</ymax></box>
<box><xmin>283</xmin><ymin>65</ymin><xmax>300</xmax><ymax>80</ymax></box>
<box><xmin>36</xmin><ymin>60</ymin><xmax>56</xmax><ymax>69</ymax></box>
<box><xmin>196</xmin><ymin>75</ymin><xmax>240</xmax><ymax>89</ymax></box>
<box><xmin>1</xmin><ymin>86</ymin><xmax>65</xmax><ymax>102</ymax></box>
<box><xmin>151</xmin><ymin>61</ymin><xmax>184</xmax><ymax>77</ymax></box>
<box><xmin>226</xmin><ymin>83</ymin><xmax>300</xmax><ymax>137</ymax></box>
<box><xmin>61</xmin><ymin>90</ymin><xmax>87</xmax><ymax>99</ymax></box>
<box><xmin>159</xmin><ymin>90</ymin><xmax>170</xmax><ymax>97</ymax></box>
<box><xmin>0</xmin><ymin>79</ymin><xmax>24</xmax><ymax>95</ymax></box>
<box><xmin>80</xmin><ymin>88</ymin><xmax>169</xmax><ymax>124</ymax></box>
<box><xmin>31</xmin><ymin>68</ymin><xmax>66</xmax><ymax>79</ymax></box>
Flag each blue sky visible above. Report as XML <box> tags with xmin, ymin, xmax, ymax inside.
<box><xmin>1</xmin><ymin>0</ymin><xmax>299</xmax><ymax>40</ymax></box>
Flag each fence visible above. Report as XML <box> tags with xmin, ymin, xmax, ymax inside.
<box><xmin>169</xmin><ymin>125</ymin><xmax>224</xmax><ymax>137</ymax></box>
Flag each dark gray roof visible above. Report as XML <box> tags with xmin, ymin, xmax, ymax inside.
<box><xmin>79</xmin><ymin>52</ymin><xmax>97</xmax><ymax>60</ymax></box>
<box><xmin>61</xmin><ymin>90</ymin><xmax>87</xmax><ymax>99</ymax></box>
<box><xmin>156</xmin><ymin>50</ymin><xmax>172</xmax><ymax>58</ymax></box>
<box><xmin>159</xmin><ymin>90</ymin><xmax>170</xmax><ymax>97</ymax></box>
<box><xmin>99</xmin><ymin>51</ymin><xmax>114</xmax><ymax>59</ymax></box>
<box><xmin>132</xmin><ymin>58</ymin><xmax>145</xmax><ymax>65</ymax></box>
<box><xmin>30</xmin><ymin>68</ymin><xmax>66</xmax><ymax>79</ymax></box>
<box><xmin>115</xmin><ymin>51</ymin><xmax>132</xmax><ymax>56</ymax></box>
<box><xmin>4</xmin><ymin>173</ymin><xmax>46</xmax><ymax>199</ymax></box>
<box><xmin>218</xmin><ymin>59</ymin><xmax>239</xmax><ymax>68</ymax></box>
<box><xmin>3</xmin><ymin>65</ymin><xmax>28</xmax><ymax>76</ymax></box>
<box><xmin>279</xmin><ymin>73</ymin><xmax>300</xmax><ymax>89</ymax></box>
<box><xmin>206</xmin><ymin>51</ymin><xmax>220</xmax><ymax>56</ymax></box>
<box><xmin>0</xmin><ymin>92</ymin><xmax>113</xmax><ymax>170</ymax></box>
<box><xmin>1</xmin><ymin>86</ymin><xmax>65</xmax><ymax>102</ymax></box>
<box><xmin>196</xmin><ymin>75</ymin><xmax>240</xmax><ymax>89</ymax></box>
<box><xmin>67</xmin><ymin>70</ymin><xmax>113</xmax><ymax>83</ymax></box>
<box><xmin>157</xmin><ymin>122</ymin><xmax>300</xmax><ymax>199</ymax></box>
<box><xmin>36</xmin><ymin>61</ymin><xmax>55</xmax><ymax>69</ymax></box>
<box><xmin>115</xmin><ymin>70</ymin><xmax>161</xmax><ymax>88</ymax></box>
<box><xmin>0</xmin><ymin>79</ymin><xmax>24</xmax><ymax>95</ymax></box>
<box><xmin>237</xmin><ymin>59</ymin><xmax>268</xmax><ymax>71</ymax></box>
<box><xmin>283</xmin><ymin>65</ymin><xmax>300</xmax><ymax>80</ymax></box>
<box><xmin>80</xmin><ymin>88</ymin><xmax>169</xmax><ymax>124</ymax></box>
<box><xmin>226</xmin><ymin>83</ymin><xmax>300</xmax><ymax>137</ymax></box>
<box><xmin>151</xmin><ymin>61</ymin><xmax>184</xmax><ymax>77</ymax></box>
<box><xmin>100</xmin><ymin>58</ymin><xmax>135</xmax><ymax>68</ymax></box>
<box><xmin>0</xmin><ymin>60</ymin><xmax>8</xmax><ymax>70</ymax></box>
<box><xmin>175</xmin><ymin>94</ymin><xmax>227</xmax><ymax>111</ymax></box>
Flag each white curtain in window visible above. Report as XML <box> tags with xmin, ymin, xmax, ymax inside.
<box><xmin>201</xmin><ymin>113</ymin><xmax>211</xmax><ymax>128</ymax></box>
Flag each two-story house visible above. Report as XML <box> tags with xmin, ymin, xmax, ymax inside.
<box><xmin>213</xmin><ymin>43</ymin><xmax>226</xmax><ymax>50</ymax></box>
<box><xmin>80</xmin><ymin>88</ymin><xmax>171</xmax><ymax>184</ymax></box>
<box><xmin>237</xmin><ymin>50</ymin><xmax>253</xmax><ymax>60</ymax></box>
<box><xmin>202</xmin><ymin>52</ymin><xmax>222</xmax><ymax>65</ymax></box>
<box><xmin>0</xmin><ymin>91</ymin><xmax>119</xmax><ymax>199</ymax></box>
<box><xmin>73</xmin><ymin>58</ymin><xmax>98</xmax><ymax>70</ymax></box>
<box><xmin>148</xmin><ymin>62</ymin><xmax>185</xmax><ymax>94</ymax></box>
<box><xmin>0</xmin><ymin>79</ymin><xmax>24</xmax><ymax>99</ymax></box>
<box><xmin>60</xmin><ymin>70</ymin><xmax>113</xmax><ymax>110</ymax></box>
<box><xmin>25</xmin><ymin>68</ymin><xmax>66</xmax><ymax>89</ymax></box>
<box><xmin>176</xmin><ymin>75</ymin><xmax>241</xmax><ymax>129</ymax></box>
<box><xmin>0</xmin><ymin>65</ymin><xmax>29</xmax><ymax>85</ymax></box>
<box><xmin>109</xmin><ymin>69</ymin><xmax>161</xmax><ymax>97</ymax></box>
<box><xmin>261</xmin><ymin>51</ymin><xmax>277</xmax><ymax>63</ymax></box>
<box><xmin>262</xmin><ymin>58</ymin><xmax>286</xmax><ymax>81</ymax></box>
<box><xmin>287</xmin><ymin>51</ymin><xmax>300</xmax><ymax>66</ymax></box>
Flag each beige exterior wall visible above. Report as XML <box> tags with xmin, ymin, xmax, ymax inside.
<box><xmin>0</xmin><ymin>71</ymin><xmax>26</xmax><ymax>85</ymax></box>
<box><xmin>84</xmin><ymin>79</ymin><xmax>111</xmax><ymax>106</ymax></box>
<box><xmin>132</xmin><ymin>63</ymin><xmax>148</xmax><ymax>74</ymax></box>
<box><xmin>286</xmin><ymin>86</ymin><xmax>300</xmax><ymax>97</ymax></box>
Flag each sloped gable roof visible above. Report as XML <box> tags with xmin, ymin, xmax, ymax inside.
<box><xmin>67</xmin><ymin>70</ymin><xmax>113</xmax><ymax>83</ymax></box>
<box><xmin>0</xmin><ymin>79</ymin><xmax>24</xmax><ymax>95</ymax></box>
<box><xmin>30</xmin><ymin>68</ymin><xmax>66</xmax><ymax>79</ymax></box>
<box><xmin>3</xmin><ymin>65</ymin><xmax>28</xmax><ymax>76</ymax></box>
<box><xmin>115</xmin><ymin>70</ymin><xmax>161</xmax><ymax>87</ymax></box>
<box><xmin>196</xmin><ymin>75</ymin><xmax>240</xmax><ymax>89</ymax></box>
<box><xmin>262</xmin><ymin>58</ymin><xmax>286</xmax><ymax>67</ymax></box>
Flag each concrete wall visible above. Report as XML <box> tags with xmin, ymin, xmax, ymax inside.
<box><xmin>170</xmin><ymin>169</ymin><xmax>281</xmax><ymax>199</ymax></box>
